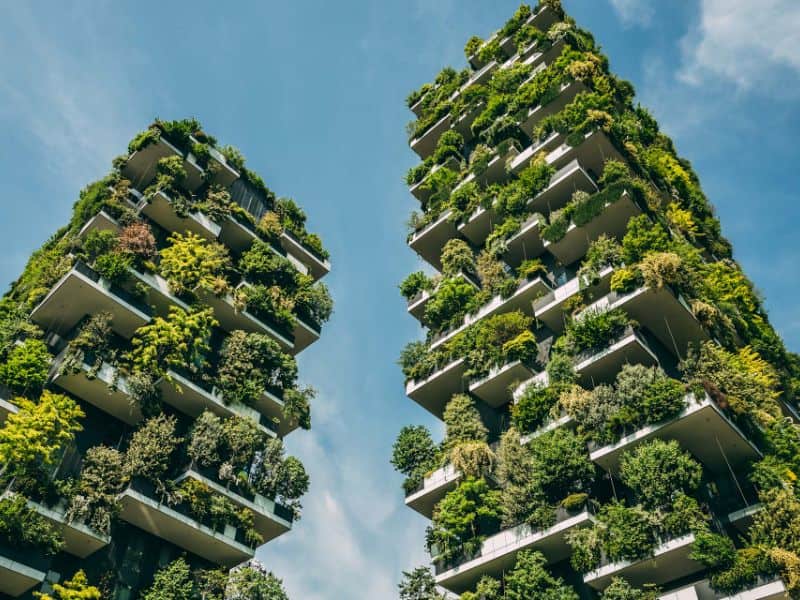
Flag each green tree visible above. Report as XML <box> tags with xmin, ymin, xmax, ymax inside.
<box><xmin>601</xmin><ymin>578</ymin><xmax>658</xmax><ymax>600</ymax></box>
<box><xmin>159</xmin><ymin>232</ymin><xmax>231</xmax><ymax>296</ymax></box>
<box><xmin>619</xmin><ymin>439</ymin><xmax>702</xmax><ymax>510</ymax></box>
<box><xmin>34</xmin><ymin>570</ymin><xmax>101</xmax><ymax>600</ymax></box>
<box><xmin>142</xmin><ymin>557</ymin><xmax>194</xmax><ymax>600</ymax></box>
<box><xmin>123</xmin><ymin>414</ymin><xmax>181</xmax><ymax>487</ymax></box>
<box><xmin>443</xmin><ymin>394</ymin><xmax>487</xmax><ymax>452</ymax></box>
<box><xmin>391</xmin><ymin>425</ymin><xmax>440</xmax><ymax>482</ymax></box>
<box><xmin>504</xmin><ymin>550</ymin><xmax>579</xmax><ymax>600</ymax></box>
<box><xmin>529</xmin><ymin>428</ymin><xmax>594</xmax><ymax>503</ymax></box>
<box><xmin>0</xmin><ymin>391</ymin><xmax>83</xmax><ymax>479</ymax></box>
<box><xmin>226</xmin><ymin>562</ymin><xmax>289</xmax><ymax>600</ymax></box>
<box><xmin>398</xmin><ymin>566</ymin><xmax>444</xmax><ymax>600</ymax></box>
<box><xmin>0</xmin><ymin>337</ymin><xmax>51</xmax><ymax>396</ymax></box>
<box><xmin>441</xmin><ymin>239</ymin><xmax>475</xmax><ymax>277</ymax></box>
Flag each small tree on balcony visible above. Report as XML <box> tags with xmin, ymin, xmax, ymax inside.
<box><xmin>226</xmin><ymin>561</ymin><xmax>289</xmax><ymax>600</ymax></box>
<box><xmin>398</xmin><ymin>566</ymin><xmax>444</xmax><ymax>600</ymax></box>
<box><xmin>391</xmin><ymin>425</ymin><xmax>440</xmax><ymax>494</ymax></box>
<box><xmin>33</xmin><ymin>569</ymin><xmax>101</xmax><ymax>600</ymax></box>
<box><xmin>142</xmin><ymin>557</ymin><xmax>195</xmax><ymax>600</ymax></box>
<box><xmin>504</xmin><ymin>549</ymin><xmax>578</xmax><ymax>600</ymax></box>
<box><xmin>123</xmin><ymin>414</ymin><xmax>181</xmax><ymax>493</ymax></box>
<box><xmin>0</xmin><ymin>337</ymin><xmax>51</xmax><ymax>396</ymax></box>
<box><xmin>159</xmin><ymin>232</ymin><xmax>231</xmax><ymax>297</ymax></box>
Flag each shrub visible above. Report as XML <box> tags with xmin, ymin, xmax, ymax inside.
<box><xmin>283</xmin><ymin>387</ymin><xmax>314</xmax><ymax>430</ymax></box>
<box><xmin>690</xmin><ymin>531</ymin><xmax>736</xmax><ymax>570</ymax></box>
<box><xmin>502</xmin><ymin>330</ymin><xmax>537</xmax><ymax>363</ymax></box>
<box><xmin>619</xmin><ymin>439</ymin><xmax>702</xmax><ymax>510</ymax></box>
<box><xmin>142</xmin><ymin>557</ymin><xmax>195</xmax><ymax>600</ymax></box>
<box><xmin>621</xmin><ymin>215</ymin><xmax>671</xmax><ymax>264</ymax></box>
<box><xmin>578</xmin><ymin>234</ymin><xmax>623</xmax><ymax>285</ymax></box>
<box><xmin>517</xmin><ymin>258</ymin><xmax>547</xmax><ymax>281</ymax></box>
<box><xmin>423</xmin><ymin>277</ymin><xmax>476</xmax><ymax>332</ymax></box>
<box><xmin>440</xmin><ymin>239</ymin><xmax>475</xmax><ymax>277</ymax></box>
<box><xmin>546</xmin><ymin>352</ymin><xmax>576</xmax><ymax>384</ymax></box>
<box><xmin>117</xmin><ymin>222</ymin><xmax>157</xmax><ymax>261</ymax></box>
<box><xmin>443</xmin><ymin>394</ymin><xmax>487</xmax><ymax>452</ymax></box>
<box><xmin>0</xmin><ymin>494</ymin><xmax>63</xmax><ymax>554</ymax></box>
<box><xmin>504</xmin><ymin>550</ymin><xmax>579</xmax><ymax>600</ymax></box>
<box><xmin>598</xmin><ymin>159</ymin><xmax>630</xmax><ymax>187</ymax></box>
<box><xmin>432</xmin><ymin>130</ymin><xmax>463</xmax><ymax>165</ymax></box>
<box><xmin>639</xmin><ymin>251</ymin><xmax>682</xmax><ymax>289</ymax></box>
<box><xmin>226</xmin><ymin>564</ymin><xmax>290</xmax><ymax>600</ymax></box>
<box><xmin>398</xmin><ymin>567</ymin><xmax>444</xmax><ymax>600</ymax></box>
<box><xmin>560</xmin><ymin>307</ymin><xmax>630</xmax><ymax>355</ymax></box>
<box><xmin>601</xmin><ymin>578</ymin><xmax>658</xmax><ymax>600</ymax></box>
<box><xmin>66</xmin><ymin>445</ymin><xmax>125</xmax><ymax>535</ymax></box>
<box><xmin>399</xmin><ymin>272</ymin><xmax>432</xmax><ymax>300</ymax></box>
<box><xmin>123</xmin><ymin>414</ymin><xmax>182</xmax><ymax>488</ymax></box>
<box><xmin>159</xmin><ymin>232</ymin><xmax>231</xmax><ymax>297</ymax></box>
<box><xmin>464</xmin><ymin>36</ymin><xmax>482</xmax><ymax>59</ymax></box>
<box><xmin>0</xmin><ymin>337</ymin><xmax>51</xmax><ymax>396</ymax></box>
<box><xmin>391</xmin><ymin>425</ymin><xmax>441</xmax><ymax>494</ymax></box>
<box><xmin>529</xmin><ymin>428</ymin><xmax>595</xmax><ymax>503</ymax></box>
<box><xmin>512</xmin><ymin>382</ymin><xmax>559</xmax><ymax>433</ymax></box>
<box><xmin>609</xmin><ymin>267</ymin><xmax>638</xmax><ymax>293</ymax></box>
<box><xmin>598</xmin><ymin>500</ymin><xmax>657</xmax><ymax>563</ymax></box>
<box><xmin>451</xmin><ymin>441</ymin><xmax>495</xmax><ymax>479</ymax></box>
<box><xmin>34</xmin><ymin>569</ymin><xmax>102</xmax><ymax>600</ymax></box>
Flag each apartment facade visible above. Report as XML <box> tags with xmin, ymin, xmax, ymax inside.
<box><xmin>0</xmin><ymin>119</ymin><xmax>331</xmax><ymax>598</ymax></box>
<box><xmin>396</xmin><ymin>2</ymin><xmax>800</xmax><ymax>598</ymax></box>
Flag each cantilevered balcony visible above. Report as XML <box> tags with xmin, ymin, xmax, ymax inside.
<box><xmin>22</xmin><ymin>496</ymin><xmax>110</xmax><ymax>558</ymax></box>
<box><xmin>520</xmin><ymin>80</ymin><xmax>588</xmax><ymax>136</ymax></box>
<box><xmin>718</xmin><ymin>580</ymin><xmax>788</xmax><ymax>600</ymax></box>
<box><xmin>217</xmin><ymin>214</ymin><xmax>310</xmax><ymax>276</ymax></box>
<box><xmin>78</xmin><ymin>209</ymin><xmax>122</xmax><ymax>240</ymax></box>
<box><xmin>466</xmin><ymin>3</ymin><xmax>560</xmax><ymax>70</ymax></box>
<box><xmin>127</xmin><ymin>267</ymin><xmax>191</xmax><ymax>317</ymax></box>
<box><xmin>158</xmin><ymin>368</ymin><xmax>278</xmax><ymax>438</ymax></box>
<box><xmin>727</xmin><ymin>502</ymin><xmax>763</xmax><ymax>533</ymax></box>
<box><xmin>174</xmin><ymin>466</ymin><xmax>292</xmax><ymax>544</ymax></box>
<box><xmin>410</xmin><ymin>157</ymin><xmax>461</xmax><ymax>204</ymax></box>
<box><xmin>0</xmin><ymin>537</ymin><xmax>48</xmax><ymax>598</ymax></box>
<box><xmin>435</xmin><ymin>508</ymin><xmax>595</xmax><ymax>594</ymax></box>
<box><xmin>200</xmin><ymin>284</ymin><xmax>295</xmax><ymax>353</ymax></box>
<box><xmin>136</xmin><ymin>190</ymin><xmax>222</xmax><ymax>242</ymax></box>
<box><xmin>405</xmin><ymin>463</ymin><xmax>460</xmax><ymax>519</ymax></box>
<box><xmin>410</xmin><ymin>113</ymin><xmax>454</xmax><ymax>161</ymax></box>
<box><xmin>118</xmin><ymin>479</ymin><xmax>255</xmax><ymax>567</ymax></box>
<box><xmin>589</xmin><ymin>393</ymin><xmax>760</xmax><ymax>476</ymax></box>
<box><xmin>430</xmin><ymin>276</ymin><xmax>551</xmax><ymax>351</ymax></box>
<box><xmin>407</xmin><ymin>210</ymin><xmax>459</xmax><ymax>272</ymax></box>
<box><xmin>525</xmin><ymin>159</ymin><xmax>598</xmax><ymax>224</ymax></box>
<box><xmin>506</xmin><ymin>130</ymin><xmax>565</xmax><ymax>178</ymax></box>
<box><xmin>456</xmin><ymin>141</ymin><xmax>526</xmax><ymax>196</ymax></box>
<box><xmin>584</xmin><ymin>533</ymin><xmax>702</xmax><ymax>590</ymax></box>
<box><xmin>406</xmin><ymin>358</ymin><xmax>467</xmax><ymax>418</ymax></box>
<box><xmin>657</xmin><ymin>579</ymin><xmax>787</xmax><ymax>600</ymax></box>
<box><xmin>30</xmin><ymin>260</ymin><xmax>152</xmax><ymax>339</ymax></box>
<box><xmin>278</xmin><ymin>230</ymin><xmax>331</xmax><ymax>281</ymax></box>
<box><xmin>122</xmin><ymin>135</ymin><xmax>184</xmax><ymax>191</ymax></box>
<box><xmin>581</xmin><ymin>284</ymin><xmax>709</xmax><ymax>356</ymax></box>
<box><xmin>187</xmin><ymin>136</ymin><xmax>240</xmax><ymax>188</ymax></box>
<box><xmin>469</xmin><ymin>359</ymin><xmax>537</xmax><ymax>408</ymax></box>
<box><xmin>573</xmin><ymin>327</ymin><xmax>660</xmax><ymax>387</ymax></box>
<box><xmin>543</xmin><ymin>190</ymin><xmax>642</xmax><ymax>265</ymax></box>
<box><xmin>407</xmin><ymin>272</ymin><xmax>480</xmax><ymax>323</ymax></box>
<box><xmin>533</xmin><ymin>266</ymin><xmax>615</xmax><ymax>332</ymax></box>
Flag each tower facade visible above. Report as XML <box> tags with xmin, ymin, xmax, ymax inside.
<box><xmin>0</xmin><ymin>119</ymin><xmax>331</xmax><ymax>598</ymax></box>
<box><xmin>395</xmin><ymin>3</ymin><xmax>800</xmax><ymax>598</ymax></box>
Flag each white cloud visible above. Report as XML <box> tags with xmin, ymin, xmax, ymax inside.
<box><xmin>608</xmin><ymin>0</ymin><xmax>656</xmax><ymax>27</ymax></box>
<box><xmin>679</xmin><ymin>0</ymin><xmax>800</xmax><ymax>91</ymax></box>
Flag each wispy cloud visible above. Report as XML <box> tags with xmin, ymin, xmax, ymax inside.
<box><xmin>0</xmin><ymin>4</ymin><xmax>143</xmax><ymax>189</ymax></box>
<box><xmin>608</xmin><ymin>0</ymin><xmax>656</xmax><ymax>27</ymax></box>
<box><xmin>679</xmin><ymin>0</ymin><xmax>800</xmax><ymax>92</ymax></box>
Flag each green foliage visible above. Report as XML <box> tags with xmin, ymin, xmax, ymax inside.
<box><xmin>621</xmin><ymin>215</ymin><xmax>671</xmax><ymax>264</ymax></box>
<box><xmin>392</xmin><ymin>425</ymin><xmax>441</xmax><ymax>493</ymax></box>
<box><xmin>578</xmin><ymin>234</ymin><xmax>623</xmax><ymax>285</ymax></box>
<box><xmin>0</xmin><ymin>494</ymin><xmax>63</xmax><ymax>554</ymax></box>
<box><xmin>282</xmin><ymin>386</ymin><xmax>314</xmax><ymax>430</ymax></box>
<box><xmin>443</xmin><ymin>394</ymin><xmax>488</xmax><ymax>453</ymax></box>
<box><xmin>34</xmin><ymin>569</ymin><xmax>102</xmax><ymax>600</ymax></box>
<box><xmin>690</xmin><ymin>531</ymin><xmax>736</xmax><ymax>570</ymax></box>
<box><xmin>511</xmin><ymin>382</ymin><xmax>560</xmax><ymax>433</ymax></box>
<box><xmin>619</xmin><ymin>439</ymin><xmax>702</xmax><ymax>510</ymax></box>
<box><xmin>504</xmin><ymin>549</ymin><xmax>579</xmax><ymax>600</ymax></box>
<box><xmin>217</xmin><ymin>330</ymin><xmax>297</xmax><ymax>407</ymax></box>
<box><xmin>559</xmin><ymin>307</ymin><xmax>630</xmax><ymax>356</ymax></box>
<box><xmin>529</xmin><ymin>428</ymin><xmax>595</xmax><ymax>503</ymax></box>
<box><xmin>129</xmin><ymin>306</ymin><xmax>217</xmax><ymax>379</ymax></box>
<box><xmin>601</xmin><ymin>578</ymin><xmax>658</xmax><ymax>600</ymax></box>
<box><xmin>159</xmin><ymin>232</ymin><xmax>231</xmax><ymax>296</ymax></box>
<box><xmin>441</xmin><ymin>239</ymin><xmax>475</xmax><ymax>277</ymax></box>
<box><xmin>424</xmin><ymin>277</ymin><xmax>477</xmax><ymax>332</ymax></box>
<box><xmin>0</xmin><ymin>337</ymin><xmax>51</xmax><ymax>396</ymax></box>
<box><xmin>123</xmin><ymin>414</ymin><xmax>182</xmax><ymax>487</ymax></box>
<box><xmin>66</xmin><ymin>445</ymin><xmax>125</xmax><ymax>535</ymax></box>
<box><xmin>428</xmin><ymin>477</ymin><xmax>502</xmax><ymax>564</ymax></box>
<box><xmin>400</xmin><ymin>271</ymin><xmax>433</xmax><ymax>301</ymax></box>
<box><xmin>0</xmin><ymin>391</ymin><xmax>83</xmax><ymax>480</ymax></box>
<box><xmin>609</xmin><ymin>267</ymin><xmax>639</xmax><ymax>293</ymax></box>
<box><xmin>226</xmin><ymin>564</ymin><xmax>290</xmax><ymax>600</ymax></box>
<box><xmin>142</xmin><ymin>557</ymin><xmax>195</xmax><ymax>600</ymax></box>
<box><xmin>399</xmin><ymin>566</ymin><xmax>444</xmax><ymax>600</ymax></box>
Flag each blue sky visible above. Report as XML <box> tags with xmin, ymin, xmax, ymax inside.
<box><xmin>1</xmin><ymin>1</ymin><xmax>799</xmax><ymax>597</ymax></box>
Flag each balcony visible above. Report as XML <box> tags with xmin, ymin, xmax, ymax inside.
<box><xmin>23</xmin><ymin>497</ymin><xmax>109</xmax><ymax>558</ymax></box>
<box><xmin>292</xmin><ymin>310</ymin><xmax>321</xmax><ymax>354</ymax></box>
<box><xmin>217</xmin><ymin>214</ymin><xmax>310</xmax><ymax>276</ymax></box>
<box><xmin>174</xmin><ymin>466</ymin><xmax>292</xmax><ymax>544</ymax></box>
<box><xmin>118</xmin><ymin>478</ymin><xmax>255</xmax><ymax>567</ymax></box>
<box><xmin>407</xmin><ymin>272</ymin><xmax>480</xmax><ymax>324</ymax></box>
<box><xmin>584</xmin><ymin>533</ymin><xmax>702</xmax><ymax>590</ymax></box>
<box><xmin>136</xmin><ymin>190</ymin><xmax>222</xmax><ymax>242</ymax></box>
<box><xmin>456</xmin><ymin>142</ymin><xmax>526</xmax><ymax>198</ymax></box>
<box><xmin>0</xmin><ymin>537</ymin><xmax>48</xmax><ymax>597</ymax></box>
<box><xmin>188</xmin><ymin>136</ymin><xmax>240</xmax><ymax>188</ymax></box>
<box><xmin>127</xmin><ymin>267</ymin><xmax>191</xmax><ymax>317</ymax></box>
<box><xmin>573</xmin><ymin>327</ymin><xmax>660</xmax><ymax>387</ymax></box>
<box><xmin>407</xmin><ymin>210</ymin><xmax>457</xmax><ymax>271</ymax></box>
<box><xmin>533</xmin><ymin>266</ymin><xmax>615</xmax><ymax>332</ymax></box>
<box><xmin>405</xmin><ymin>463</ymin><xmax>460</xmax><ymax>519</ymax></box>
<box><xmin>158</xmin><ymin>368</ymin><xmax>278</xmax><ymax>438</ymax></box>
<box><xmin>278</xmin><ymin>230</ymin><xmax>331</xmax><ymax>281</ymax></box>
<box><xmin>78</xmin><ymin>209</ymin><xmax>121</xmax><ymax>239</ymax></box>
<box><xmin>410</xmin><ymin>157</ymin><xmax>461</xmax><ymax>204</ymax></box>
<box><xmin>727</xmin><ymin>502</ymin><xmax>763</xmax><ymax>533</ymax></box>
<box><xmin>520</xmin><ymin>80</ymin><xmax>588</xmax><ymax>136</ymax></box>
<box><xmin>466</xmin><ymin>3</ymin><xmax>560</xmax><ymax>70</ymax></box>
<box><xmin>506</xmin><ymin>130</ymin><xmax>565</xmax><ymax>178</ymax></box>
<box><xmin>406</xmin><ymin>358</ymin><xmax>467</xmax><ymax>418</ymax></box>
<box><xmin>581</xmin><ymin>284</ymin><xmax>709</xmax><ymax>357</ymax></box>
<box><xmin>122</xmin><ymin>135</ymin><xmax>184</xmax><ymax>191</ymax></box>
<box><xmin>410</xmin><ymin>113</ymin><xmax>453</xmax><ymax>161</ymax></box>
<box><xmin>30</xmin><ymin>260</ymin><xmax>152</xmax><ymax>339</ymax></box>
<box><xmin>430</xmin><ymin>275</ymin><xmax>551</xmax><ymax>351</ymax></box>
<box><xmin>469</xmin><ymin>359</ymin><xmax>537</xmax><ymax>408</ymax></box>
<box><xmin>251</xmin><ymin>386</ymin><xmax>296</xmax><ymax>437</ymax></box>
<box><xmin>658</xmin><ymin>579</ymin><xmax>787</xmax><ymax>600</ymax></box>
<box><xmin>50</xmin><ymin>350</ymin><xmax>142</xmax><ymax>425</ymax></box>
<box><xmin>589</xmin><ymin>393</ymin><xmax>760</xmax><ymax>476</ymax></box>
<box><xmin>199</xmin><ymin>284</ymin><xmax>295</xmax><ymax>353</ymax></box>
<box><xmin>435</xmin><ymin>508</ymin><xmax>595</xmax><ymax>594</ymax></box>
<box><xmin>543</xmin><ymin>190</ymin><xmax>642</xmax><ymax>266</ymax></box>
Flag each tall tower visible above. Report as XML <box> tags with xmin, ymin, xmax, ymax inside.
<box><xmin>0</xmin><ymin>119</ymin><xmax>331</xmax><ymax>598</ymax></box>
<box><xmin>395</xmin><ymin>3</ymin><xmax>800</xmax><ymax>598</ymax></box>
